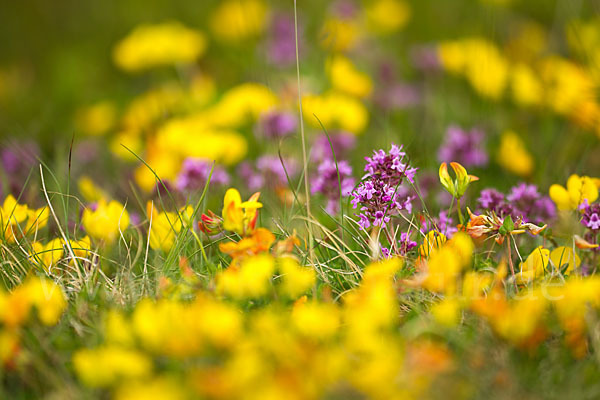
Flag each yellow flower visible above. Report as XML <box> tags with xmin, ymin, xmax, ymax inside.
<box><xmin>277</xmin><ymin>257</ymin><xmax>316</xmax><ymax>298</ymax></box>
<box><xmin>222</xmin><ymin>188</ymin><xmax>262</xmax><ymax>236</ymax></box>
<box><xmin>292</xmin><ymin>301</ymin><xmax>340</xmax><ymax>340</ymax></box>
<box><xmin>210</xmin><ymin>0</ymin><xmax>269</xmax><ymax>42</ymax></box>
<box><xmin>421</xmin><ymin>233</ymin><xmax>473</xmax><ymax>295</ymax></box>
<box><xmin>78</xmin><ymin>176</ymin><xmax>107</xmax><ymax>202</ymax></box>
<box><xmin>431</xmin><ymin>298</ymin><xmax>461</xmax><ymax>327</ymax></box>
<box><xmin>23</xmin><ymin>276</ymin><xmax>67</xmax><ymax>326</ymax></box>
<box><xmin>75</xmin><ymin>101</ymin><xmax>116</xmax><ymax>136</ymax></box>
<box><xmin>113</xmin><ymin>21</ymin><xmax>207</xmax><ymax>72</ymax></box>
<box><xmin>510</xmin><ymin>63</ymin><xmax>543</xmax><ymax>107</ymax></box>
<box><xmin>549</xmin><ymin>174</ymin><xmax>599</xmax><ymax>211</ymax></box>
<box><xmin>439</xmin><ymin>162</ymin><xmax>478</xmax><ymax>198</ymax></box>
<box><xmin>218</xmin><ymin>227</ymin><xmax>275</xmax><ymax>259</ymax></box>
<box><xmin>327</xmin><ymin>56</ymin><xmax>373</xmax><ymax>98</ymax></box>
<box><xmin>496</xmin><ymin>130</ymin><xmax>534</xmax><ymax>177</ymax></box>
<box><xmin>365</xmin><ymin>0</ymin><xmax>410</xmax><ymax>35</ymax></box>
<box><xmin>0</xmin><ymin>195</ymin><xmax>49</xmax><ymax>242</ymax></box>
<box><xmin>549</xmin><ymin>246</ymin><xmax>580</xmax><ymax>274</ymax></box>
<box><xmin>418</xmin><ymin>230</ymin><xmax>447</xmax><ymax>260</ymax></box>
<box><xmin>302</xmin><ymin>91</ymin><xmax>369</xmax><ymax>134</ymax></box>
<box><xmin>115</xmin><ymin>377</ymin><xmax>187</xmax><ymax>400</ymax></box>
<box><xmin>216</xmin><ymin>254</ymin><xmax>275</xmax><ymax>299</ymax></box>
<box><xmin>82</xmin><ymin>199</ymin><xmax>130</xmax><ymax>244</ymax></box>
<box><xmin>73</xmin><ymin>346</ymin><xmax>153</xmax><ymax>388</ymax></box>
<box><xmin>147</xmin><ymin>202</ymin><xmax>193</xmax><ymax>253</ymax></box>
<box><xmin>517</xmin><ymin>246</ymin><xmax>549</xmax><ymax>284</ymax></box>
<box><xmin>320</xmin><ymin>17</ymin><xmax>360</xmax><ymax>52</ymax></box>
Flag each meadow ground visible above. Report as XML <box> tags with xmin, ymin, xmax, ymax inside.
<box><xmin>1</xmin><ymin>0</ymin><xmax>600</xmax><ymax>399</ymax></box>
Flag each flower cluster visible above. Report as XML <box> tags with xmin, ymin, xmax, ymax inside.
<box><xmin>175</xmin><ymin>157</ymin><xmax>230</xmax><ymax>192</ymax></box>
<box><xmin>477</xmin><ymin>183</ymin><xmax>555</xmax><ymax>224</ymax></box>
<box><xmin>311</xmin><ymin>159</ymin><xmax>355</xmax><ymax>214</ymax></box>
<box><xmin>437</xmin><ymin>125</ymin><xmax>488</xmax><ymax>167</ymax></box>
<box><xmin>351</xmin><ymin>144</ymin><xmax>416</xmax><ymax>229</ymax></box>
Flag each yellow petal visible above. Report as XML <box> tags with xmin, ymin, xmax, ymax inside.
<box><xmin>549</xmin><ymin>184</ymin><xmax>572</xmax><ymax>210</ymax></box>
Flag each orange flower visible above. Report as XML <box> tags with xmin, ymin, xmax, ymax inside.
<box><xmin>219</xmin><ymin>228</ymin><xmax>275</xmax><ymax>259</ymax></box>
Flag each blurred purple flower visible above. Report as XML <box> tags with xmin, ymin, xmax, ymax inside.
<box><xmin>312</xmin><ymin>132</ymin><xmax>356</xmax><ymax>162</ymax></box>
<box><xmin>581</xmin><ymin>202</ymin><xmax>600</xmax><ymax>231</ymax></box>
<box><xmin>257</xmin><ymin>110</ymin><xmax>297</xmax><ymax>139</ymax></box>
<box><xmin>438</xmin><ymin>125</ymin><xmax>488</xmax><ymax>168</ymax></box>
<box><xmin>267</xmin><ymin>13</ymin><xmax>299</xmax><ymax>66</ymax></box>
<box><xmin>478</xmin><ymin>183</ymin><xmax>555</xmax><ymax>224</ymax></box>
<box><xmin>1</xmin><ymin>141</ymin><xmax>39</xmax><ymax>174</ymax></box>
<box><xmin>410</xmin><ymin>45</ymin><xmax>442</xmax><ymax>72</ymax></box>
<box><xmin>375</xmin><ymin>83</ymin><xmax>421</xmax><ymax>111</ymax></box>
<box><xmin>238</xmin><ymin>155</ymin><xmax>299</xmax><ymax>191</ymax></box>
<box><xmin>398</xmin><ymin>232</ymin><xmax>417</xmax><ymax>255</ymax></box>
<box><xmin>311</xmin><ymin>159</ymin><xmax>355</xmax><ymax>214</ymax></box>
<box><xmin>176</xmin><ymin>158</ymin><xmax>229</xmax><ymax>192</ymax></box>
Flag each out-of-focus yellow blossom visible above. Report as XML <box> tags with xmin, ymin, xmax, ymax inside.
<box><xmin>104</xmin><ymin>310</ymin><xmax>134</xmax><ymax>347</ymax></box>
<box><xmin>496</xmin><ymin>130</ymin><xmax>534</xmax><ymax>177</ymax></box>
<box><xmin>78</xmin><ymin>176</ymin><xmax>107</xmax><ymax>202</ymax></box>
<box><xmin>277</xmin><ymin>257</ymin><xmax>316</xmax><ymax>298</ymax></box>
<box><xmin>204</xmin><ymin>83</ymin><xmax>278</xmax><ymax>128</ymax></box>
<box><xmin>110</xmin><ymin>129</ymin><xmax>144</xmax><ymax>162</ymax></box>
<box><xmin>73</xmin><ymin>346</ymin><xmax>153</xmax><ymax>387</ymax></box>
<box><xmin>365</xmin><ymin>0</ymin><xmax>410</xmax><ymax>35</ymax></box>
<box><xmin>146</xmin><ymin>202</ymin><xmax>193</xmax><ymax>253</ymax></box>
<box><xmin>0</xmin><ymin>330</ymin><xmax>19</xmax><ymax>367</ymax></box>
<box><xmin>292</xmin><ymin>301</ymin><xmax>340</xmax><ymax>340</ymax></box>
<box><xmin>0</xmin><ymin>277</ymin><xmax>66</xmax><ymax>328</ymax></box>
<box><xmin>222</xmin><ymin>188</ymin><xmax>262</xmax><ymax>236</ymax></box>
<box><xmin>549</xmin><ymin>174</ymin><xmax>599</xmax><ymax>211</ymax></box>
<box><xmin>302</xmin><ymin>91</ymin><xmax>369</xmax><ymax>134</ymax></box>
<box><xmin>133</xmin><ymin>151</ymin><xmax>181</xmax><ymax>192</ymax></box>
<box><xmin>510</xmin><ymin>63</ymin><xmax>543</xmax><ymax>107</ymax></box>
<box><xmin>327</xmin><ymin>55</ymin><xmax>373</xmax><ymax>98</ymax></box>
<box><xmin>75</xmin><ymin>101</ymin><xmax>116</xmax><ymax>136</ymax></box>
<box><xmin>121</xmin><ymin>83</ymin><xmax>186</xmax><ymax>132</ymax></box>
<box><xmin>462</xmin><ymin>271</ymin><xmax>493</xmax><ymax>300</ymax></box>
<box><xmin>30</xmin><ymin>236</ymin><xmax>91</xmax><ymax>273</ymax></box>
<box><xmin>505</xmin><ymin>21</ymin><xmax>547</xmax><ymax>62</ymax></box>
<box><xmin>549</xmin><ymin>246</ymin><xmax>580</xmax><ymax>274</ymax></box>
<box><xmin>113</xmin><ymin>21</ymin><xmax>207</xmax><ymax>72</ymax></box>
<box><xmin>431</xmin><ymin>298</ymin><xmax>461</xmax><ymax>327</ymax></box>
<box><xmin>115</xmin><ymin>377</ymin><xmax>187</xmax><ymax>400</ymax></box>
<box><xmin>188</xmin><ymin>74</ymin><xmax>216</xmax><ymax>108</ymax></box>
<box><xmin>421</xmin><ymin>233</ymin><xmax>473</xmax><ymax>295</ymax></box>
<box><xmin>216</xmin><ymin>254</ymin><xmax>275</xmax><ymax>299</ymax></box>
<box><xmin>320</xmin><ymin>18</ymin><xmax>360</xmax><ymax>52</ymax></box>
<box><xmin>517</xmin><ymin>246</ymin><xmax>549</xmax><ymax>284</ymax></box>
<box><xmin>210</xmin><ymin>0</ymin><xmax>268</xmax><ymax>42</ymax></box>
<box><xmin>540</xmin><ymin>57</ymin><xmax>595</xmax><ymax>116</ymax></box>
<box><xmin>0</xmin><ymin>195</ymin><xmax>49</xmax><ymax>242</ymax></box>
<box><xmin>439</xmin><ymin>38</ymin><xmax>509</xmax><ymax>100</ymax></box>
<box><xmin>82</xmin><ymin>199</ymin><xmax>130</xmax><ymax>244</ymax></box>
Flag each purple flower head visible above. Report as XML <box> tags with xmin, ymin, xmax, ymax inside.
<box><xmin>311</xmin><ymin>159</ymin><xmax>355</xmax><ymax>214</ymax></box>
<box><xmin>239</xmin><ymin>155</ymin><xmax>299</xmax><ymax>192</ymax></box>
<box><xmin>582</xmin><ymin>202</ymin><xmax>600</xmax><ymax>231</ymax></box>
<box><xmin>257</xmin><ymin>110</ymin><xmax>297</xmax><ymax>139</ymax></box>
<box><xmin>351</xmin><ymin>144</ymin><xmax>416</xmax><ymax>230</ymax></box>
<box><xmin>478</xmin><ymin>184</ymin><xmax>555</xmax><ymax>224</ymax></box>
<box><xmin>176</xmin><ymin>158</ymin><xmax>230</xmax><ymax>192</ymax></box>
<box><xmin>410</xmin><ymin>45</ymin><xmax>442</xmax><ymax>72</ymax></box>
<box><xmin>312</xmin><ymin>132</ymin><xmax>356</xmax><ymax>162</ymax></box>
<box><xmin>237</xmin><ymin>162</ymin><xmax>264</xmax><ymax>191</ymax></box>
<box><xmin>375</xmin><ymin>83</ymin><xmax>421</xmax><ymax>111</ymax></box>
<box><xmin>438</xmin><ymin>125</ymin><xmax>488</xmax><ymax>168</ymax></box>
<box><xmin>399</xmin><ymin>232</ymin><xmax>417</xmax><ymax>255</ymax></box>
<box><xmin>267</xmin><ymin>13</ymin><xmax>299</xmax><ymax>66</ymax></box>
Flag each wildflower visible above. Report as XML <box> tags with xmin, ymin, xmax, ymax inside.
<box><xmin>439</xmin><ymin>162</ymin><xmax>478</xmax><ymax>199</ymax></box>
<box><xmin>237</xmin><ymin>156</ymin><xmax>298</xmax><ymax>192</ymax></box>
<box><xmin>0</xmin><ymin>195</ymin><xmax>49</xmax><ymax>242</ymax></box>
<box><xmin>210</xmin><ymin>0</ymin><xmax>269</xmax><ymax>42</ymax></box>
<box><xmin>302</xmin><ymin>92</ymin><xmax>369</xmax><ymax>134</ymax></box>
<box><xmin>198</xmin><ymin>210</ymin><xmax>223</xmax><ymax>236</ymax></box>
<box><xmin>78</xmin><ymin>176</ymin><xmax>107</xmax><ymax>202</ymax></box>
<box><xmin>82</xmin><ymin>199</ymin><xmax>130</xmax><ymax>245</ymax></box>
<box><xmin>292</xmin><ymin>302</ymin><xmax>340</xmax><ymax>340</ymax></box>
<box><xmin>277</xmin><ymin>257</ymin><xmax>316</xmax><ymax>298</ymax></box>
<box><xmin>320</xmin><ymin>17</ymin><xmax>360</xmax><ymax>53</ymax></box>
<box><xmin>581</xmin><ymin>202</ymin><xmax>600</xmax><ymax>230</ymax></box>
<box><xmin>113</xmin><ymin>21</ymin><xmax>207</xmax><ymax>72</ymax></box>
<box><xmin>464</xmin><ymin>208</ymin><xmax>546</xmax><ymax>245</ymax></box>
<box><xmin>506</xmin><ymin>182</ymin><xmax>556</xmax><ymax>223</ymax></box>
<box><xmin>75</xmin><ymin>101</ymin><xmax>116</xmax><ymax>136</ymax></box>
<box><xmin>266</xmin><ymin>12</ymin><xmax>299</xmax><ymax>66</ymax></box>
<box><xmin>327</xmin><ymin>55</ymin><xmax>373</xmax><ymax>98</ymax></box>
<box><xmin>219</xmin><ymin>228</ymin><xmax>275</xmax><ymax>259</ymax></box>
<box><xmin>421</xmin><ymin>232</ymin><xmax>473</xmax><ymax>295</ymax></box>
<box><xmin>216</xmin><ymin>254</ymin><xmax>275</xmax><ymax>299</ymax></box>
<box><xmin>398</xmin><ymin>231</ymin><xmax>417</xmax><ymax>255</ymax></box>
<box><xmin>418</xmin><ymin>230</ymin><xmax>447</xmax><ymax>260</ymax></box>
<box><xmin>73</xmin><ymin>346</ymin><xmax>153</xmax><ymax>387</ymax></box>
<box><xmin>311</xmin><ymin>132</ymin><xmax>356</xmax><ymax>162</ymax></box>
<box><xmin>175</xmin><ymin>158</ymin><xmax>230</xmax><ymax>192</ymax></box>
<box><xmin>496</xmin><ymin>130</ymin><xmax>534</xmax><ymax>177</ymax></box>
<box><xmin>550</xmin><ymin>246</ymin><xmax>580</xmax><ymax>274</ymax></box>
<box><xmin>510</xmin><ymin>63</ymin><xmax>543</xmax><ymax>107</ymax></box>
<box><xmin>256</xmin><ymin>110</ymin><xmax>296</xmax><ymax>139</ymax></box>
<box><xmin>311</xmin><ymin>159</ymin><xmax>355</xmax><ymax>214</ymax></box>
<box><xmin>350</xmin><ymin>144</ymin><xmax>416</xmax><ymax>230</ymax></box>
<box><xmin>437</xmin><ymin>125</ymin><xmax>488</xmax><ymax>167</ymax></box>
<box><xmin>222</xmin><ymin>188</ymin><xmax>262</xmax><ymax>236</ymax></box>
<box><xmin>431</xmin><ymin>298</ymin><xmax>461</xmax><ymax>327</ymax></box>
<box><xmin>147</xmin><ymin>202</ymin><xmax>193</xmax><ymax>252</ymax></box>
<box><xmin>365</xmin><ymin>0</ymin><xmax>410</xmax><ymax>35</ymax></box>
<box><xmin>549</xmin><ymin>174</ymin><xmax>599</xmax><ymax>211</ymax></box>
<box><xmin>517</xmin><ymin>246</ymin><xmax>549</xmax><ymax>283</ymax></box>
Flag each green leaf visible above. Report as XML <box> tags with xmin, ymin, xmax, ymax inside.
<box><xmin>499</xmin><ymin>215</ymin><xmax>514</xmax><ymax>236</ymax></box>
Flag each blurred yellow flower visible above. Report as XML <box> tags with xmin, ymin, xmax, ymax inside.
<box><xmin>292</xmin><ymin>301</ymin><xmax>340</xmax><ymax>340</ymax></box>
<box><xmin>320</xmin><ymin>17</ymin><xmax>360</xmax><ymax>52</ymax></box>
<box><xmin>327</xmin><ymin>55</ymin><xmax>373</xmax><ymax>98</ymax></box>
<box><xmin>496</xmin><ymin>130</ymin><xmax>534</xmax><ymax>177</ymax></box>
<box><xmin>549</xmin><ymin>174</ymin><xmax>599</xmax><ymax>211</ymax></box>
<box><xmin>147</xmin><ymin>202</ymin><xmax>193</xmax><ymax>253</ymax></box>
<box><xmin>510</xmin><ymin>63</ymin><xmax>543</xmax><ymax>107</ymax></box>
<box><xmin>113</xmin><ymin>21</ymin><xmax>207</xmax><ymax>72</ymax></box>
<box><xmin>73</xmin><ymin>346</ymin><xmax>152</xmax><ymax>387</ymax></box>
<box><xmin>277</xmin><ymin>257</ymin><xmax>316</xmax><ymax>298</ymax></box>
<box><xmin>75</xmin><ymin>101</ymin><xmax>116</xmax><ymax>136</ymax></box>
<box><xmin>431</xmin><ymin>298</ymin><xmax>461</xmax><ymax>327</ymax></box>
<box><xmin>210</xmin><ymin>0</ymin><xmax>269</xmax><ymax>42</ymax></box>
<box><xmin>0</xmin><ymin>195</ymin><xmax>49</xmax><ymax>242</ymax></box>
<box><xmin>216</xmin><ymin>254</ymin><xmax>275</xmax><ymax>299</ymax></box>
<box><xmin>302</xmin><ymin>91</ymin><xmax>369</xmax><ymax>134</ymax></box>
<box><xmin>115</xmin><ymin>377</ymin><xmax>187</xmax><ymax>400</ymax></box>
<box><xmin>550</xmin><ymin>246</ymin><xmax>580</xmax><ymax>274</ymax></box>
<box><xmin>82</xmin><ymin>199</ymin><xmax>130</xmax><ymax>244</ymax></box>
<box><xmin>365</xmin><ymin>0</ymin><xmax>410</xmax><ymax>35</ymax></box>
<box><xmin>78</xmin><ymin>176</ymin><xmax>107</xmax><ymax>202</ymax></box>
<box><xmin>517</xmin><ymin>246</ymin><xmax>549</xmax><ymax>284</ymax></box>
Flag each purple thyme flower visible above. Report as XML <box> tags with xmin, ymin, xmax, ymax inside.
<box><xmin>312</xmin><ymin>132</ymin><xmax>356</xmax><ymax>162</ymax></box>
<box><xmin>350</xmin><ymin>144</ymin><xmax>416</xmax><ymax>230</ymax></box>
<box><xmin>398</xmin><ymin>232</ymin><xmax>417</xmax><ymax>255</ymax></box>
<box><xmin>582</xmin><ymin>202</ymin><xmax>600</xmax><ymax>231</ymax></box>
<box><xmin>438</xmin><ymin>125</ymin><xmax>488</xmax><ymax>168</ymax></box>
<box><xmin>238</xmin><ymin>155</ymin><xmax>299</xmax><ymax>191</ymax></box>
<box><xmin>257</xmin><ymin>110</ymin><xmax>297</xmax><ymax>139</ymax></box>
<box><xmin>311</xmin><ymin>159</ymin><xmax>355</xmax><ymax>214</ymax></box>
<box><xmin>478</xmin><ymin>184</ymin><xmax>555</xmax><ymax>224</ymax></box>
<box><xmin>176</xmin><ymin>158</ymin><xmax>229</xmax><ymax>192</ymax></box>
